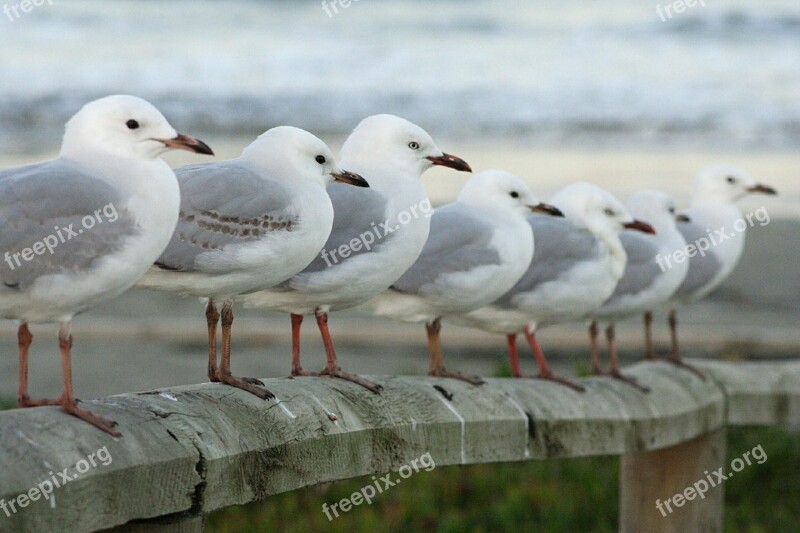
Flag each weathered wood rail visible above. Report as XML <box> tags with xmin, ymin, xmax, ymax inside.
<box><xmin>0</xmin><ymin>360</ymin><xmax>798</xmax><ymax>532</ymax></box>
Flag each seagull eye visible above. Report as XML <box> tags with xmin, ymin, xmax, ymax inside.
<box><xmin>315</xmin><ymin>155</ymin><xmax>326</xmax><ymax>164</ymax></box>
<box><xmin>126</xmin><ymin>119</ymin><xmax>140</xmax><ymax>130</ymax></box>
<box><xmin>509</xmin><ymin>191</ymin><xmax>519</xmax><ymax>199</ymax></box>
<box><xmin>603</xmin><ymin>208</ymin><xmax>615</xmax><ymax>217</ymax></box>
<box><xmin>408</xmin><ymin>141</ymin><xmax>420</xmax><ymax>150</ymax></box>
<box><xmin>669</xmin><ymin>207</ymin><xmax>676</xmax><ymax>214</ymax></box>
<box><xmin>726</xmin><ymin>176</ymin><xmax>736</xmax><ymax>184</ymax></box>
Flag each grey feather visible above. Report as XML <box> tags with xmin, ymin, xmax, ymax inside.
<box><xmin>674</xmin><ymin>220</ymin><xmax>721</xmax><ymax>297</ymax></box>
<box><xmin>496</xmin><ymin>214</ymin><xmax>598</xmax><ymax>305</ymax></box>
<box><xmin>155</xmin><ymin>161</ymin><xmax>297</xmax><ymax>272</ymax></box>
<box><xmin>293</xmin><ymin>181</ymin><xmax>391</xmax><ymax>275</ymax></box>
<box><xmin>0</xmin><ymin>159</ymin><xmax>138</xmax><ymax>289</ymax></box>
<box><xmin>603</xmin><ymin>231</ymin><xmax>661</xmax><ymax>305</ymax></box>
<box><xmin>391</xmin><ymin>204</ymin><xmax>500</xmax><ymax>295</ymax></box>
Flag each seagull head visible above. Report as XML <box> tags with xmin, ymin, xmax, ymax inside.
<box><xmin>551</xmin><ymin>182</ymin><xmax>655</xmax><ymax>237</ymax></box>
<box><xmin>457</xmin><ymin>170</ymin><xmax>563</xmax><ymax>218</ymax></box>
<box><xmin>691</xmin><ymin>164</ymin><xmax>777</xmax><ymax>206</ymax></box>
<box><xmin>626</xmin><ymin>190</ymin><xmax>685</xmax><ymax>234</ymax></box>
<box><xmin>241</xmin><ymin>126</ymin><xmax>368</xmax><ymax>189</ymax></box>
<box><xmin>340</xmin><ymin>114</ymin><xmax>471</xmax><ymax>178</ymax></box>
<box><xmin>60</xmin><ymin>95</ymin><xmax>213</xmax><ymax>160</ymax></box>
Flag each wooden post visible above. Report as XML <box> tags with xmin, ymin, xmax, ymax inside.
<box><xmin>620</xmin><ymin>428</ymin><xmax>727</xmax><ymax>533</ymax></box>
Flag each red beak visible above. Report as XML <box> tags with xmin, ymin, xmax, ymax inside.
<box><xmin>623</xmin><ymin>219</ymin><xmax>656</xmax><ymax>234</ymax></box>
<box><xmin>159</xmin><ymin>133</ymin><xmax>214</xmax><ymax>155</ymax></box>
<box><xmin>426</xmin><ymin>153</ymin><xmax>472</xmax><ymax>173</ymax></box>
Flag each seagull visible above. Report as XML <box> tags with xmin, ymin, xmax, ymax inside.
<box><xmin>367</xmin><ymin>170</ymin><xmax>563</xmax><ymax>384</ymax></box>
<box><xmin>243</xmin><ymin>114</ymin><xmax>471</xmax><ymax>392</ymax></box>
<box><xmin>586</xmin><ymin>191</ymin><xmax>689</xmax><ymax>391</ymax></box>
<box><xmin>667</xmin><ymin>165</ymin><xmax>777</xmax><ymax>372</ymax></box>
<box><xmin>451</xmin><ymin>182</ymin><xmax>655</xmax><ymax>391</ymax></box>
<box><xmin>0</xmin><ymin>95</ymin><xmax>213</xmax><ymax>436</ymax></box>
<box><xmin>137</xmin><ymin>127</ymin><xmax>368</xmax><ymax>399</ymax></box>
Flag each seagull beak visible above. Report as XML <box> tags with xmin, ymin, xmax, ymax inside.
<box><xmin>158</xmin><ymin>133</ymin><xmax>214</xmax><ymax>155</ymax></box>
<box><xmin>624</xmin><ymin>219</ymin><xmax>656</xmax><ymax>235</ymax></box>
<box><xmin>332</xmin><ymin>170</ymin><xmax>370</xmax><ymax>188</ymax></box>
<box><xmin>529</xmin><ymin>202</ymin><xmax>564</xmax><ymax>217</ymax></box>
<box><xmin>675</xmin><ymin>213</ymin><xmax>691</xmax><ymax>223</ymax></box>
<box><xmin>747</xmin><ymin>183</ymin><xmax>777</xmax><ymax>195</ymax></box>
<box><xmin>426</xmin><ymin>153</ymin><xmax>472</xmax><ymax>173</ymax></box>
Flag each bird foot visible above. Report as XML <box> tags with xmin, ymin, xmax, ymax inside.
<box><xmin>429</xmin><ymin>367</ymin><xmax>485</xmax><ymax>386</ymax></box>
<box><xmin>532</xmin><ymin>371</ymin><xmax>586</xmax><ymax>392</ymax></box>
<box><xmin>17</xmin><ymin>395</ymin><xmax>61</xmax><ymax>408</ymax></box>
<box><xmin>290</xmin><ymin>367</ymin><xmax>320</xmax><ymax>378</ymax></box>
<box><xmin>240</xmin><ymin>376</ymin><xmax>266</xmax><ymax>386</ymax></box>
<box><xmin>647</xmin><ymin>355</ymin><xmax>707</xmax><ymax>381</ymax></box>
<box><xmin>607</xmin><ymin>369</ymin><xmax>651</xmax><ymax>393</ymax></box>
<box><xmin>214</xmin><ymin>371</ymin><xmax>274</xmax><ymax>399</ymax></box>
<box><xmin>61</xmin><ymin>400</ymin><xmax>121</xmax><ymax>437</ymax></box>
<box><xmin>319</xmin><ymin>366</ymin><xmax>383</xmax><ymax>394</ymax></box>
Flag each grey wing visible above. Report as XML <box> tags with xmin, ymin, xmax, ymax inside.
<box><xmin>674</xmin><ymin>220</ymin><xmax>721</xmax><ymax>297</ymax></box>
<box><xmin>295</xmin><ymin>182</ymin><xmax>390</xmax><ymax>274</ymax></box>
<box><xmin>0</xmin><ymin>159</ymin><xmax>138</xmax><ymax>289</ymax></box>
<box><xmin>604</xmin><ymin>231</ymin><xmax>661</xmax><ymax>304</ymax></box>
<box><xmin>155</xmin><ymin>161</ymin><xmax>296</xmax><ymax>272</ymax></box>
<box><xmin>497</xmin><ymin>215</ymin><xmax>598</xmax><ymax>303</ymax></box>
<box><xmin>391</xmin><ymin>205</ymin><xmax>500</xmax><ymax>295</ymax></box>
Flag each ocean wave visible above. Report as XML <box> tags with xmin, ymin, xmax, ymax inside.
<box><xmin>1</xmin><ymin>0</ymin><xmax>799</xmax><ymax>151</ymax></box>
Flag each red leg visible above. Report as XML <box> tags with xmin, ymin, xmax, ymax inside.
<box><xmin>589</xmin><ymin>321</ymin><xmax>603</xmax><ymax>375</ymax></box>
<box><xmin>606</xmin><ymin>323</ymin><xmax>649</xmax><ymax>392</ymax></box>
<box><xmin>214</xmin><ymin>301</ymin><xmax>273</xmax><ymax>399</ymax></box>
<box><xmin>290</xmin><ymin>313</ymin><xmax>318</xmax><ymax>377</ymax></box>
<box><xmin>56</xmin><ymin>322</ymin><xmax>120</xmax><ymax>436</ymax></box>
<box><xmin>523</xmin><ymin>326</ymin><xmax>585</xmax><ymax>392</ymax></box>
<box><xmin>206</xmin><ymin>300</ymin><xmax>221</xmax><ymax>382</ymax></box>
<box><xmin>507</xmin><ymin>333</ymin><xmax>522</xmax><ymax>378</ymax></box>
<box><xmin>643</xmin><ymin>311</ymin><xmax>654</xmax><ymax>360</ymax></box>
<box><xmin>663</xmin><ymin>309</ymin><xmax>706</xmax><ymax>380</ymax></box>
<box><xmin>17</xmin><ymin>323</ymin><xmax>59</xmax><ymax>407</ymax></box>
<box><xmin>316</xmin><ymin>311</ymin><xmax>382</xmax><ymax>393</ymax></box>
<box><xmin>426</xmin><ymin>318</ymin><xmax>483</xmax><ymax>385</ymax></box>
<box><xmin>668</xmin><ymin>309</ymin><xmax>679</xmax><ymax>360</ymax></box>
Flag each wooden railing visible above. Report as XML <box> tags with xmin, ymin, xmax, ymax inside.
<box><xmin>0</xmin><ymin>360</ymin><xmax>798</xmax><ymax>532</ymax></box>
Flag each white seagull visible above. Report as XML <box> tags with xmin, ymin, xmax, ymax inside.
<box><xmin>587</xmin><ymin>190</ymin><xmax>690</xmax><ymax>390</ymax></box>
<box><xmin>0</xmin><ymin>95</ymin><xmax>213</xmax><ymax>435</ymax></box>
<box><xmin>243</xmin><ymin>114</ymin><xmax>471</xmax><ymax>392</ymax></box>
<box><xmin>368</xmin><ymin>170</ymin><xmax>563</xmax><ymax>384</ymax></box>
<box><xmin>450</xmin><ymin>183</ymin><xmax>655</xmax><ymax>391</ymax></box>
<box><xmin>666</xmin><ymin>165</ymin><xmax>776</xmax><ymax>370</ymax></box>
<box><xmin>137</xmin><ymin>127</ymin><xmax>368</xmax><ymax>399</ymax></box>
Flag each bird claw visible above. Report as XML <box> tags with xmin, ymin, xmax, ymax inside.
<box><xmin>608</xmin><ymin>370</ymin><xmax>651</xmax><ymax>393</ymax></box>
<box><xmin>532</xmin><ymin>371</ymin><xmax>586</xmax><ymax>392</ymax></box>
<box><xmin>215</xmin><ymin>371</ymin><xmax>275</xmax><ymax>400</ymax></box>
<box><xmin>61</xmin><ymin>400</ymin><xmax>121</xmax><ymax>437</ymax></box>
<box><xmin>17</xmin><ymin>395</ymin><xmax>61</xmax><ymax>408</ymax></box>
<box><xmin>429</xmin><ymin>368</ymin><xmax>485</xmax><ymax>386</ymax></box>
<box><xmin>290</xmin><ymin>367</ymin><xmax>320</xmax><ymax>378</ymax></box>
<box><xmin>319</xmin><ymin>366</ymin><xmax>382</xmax><ymax>394</ymax></box>
<box><xmin>647</xmin><ymin>355</ymin><xmax>707</xmax><ymax>381</ymax></box>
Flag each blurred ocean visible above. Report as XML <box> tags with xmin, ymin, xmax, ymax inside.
<box><xmin>1</xmin><ymin>0</ymin><xmax>800</xmax><ymax>153</ymax></box>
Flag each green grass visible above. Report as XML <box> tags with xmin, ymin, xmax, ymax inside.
<box><xmin>207</xmin><ymin>427</ymin><xmax>799</xmax><ymax>532</ymax></box>
<box><xmin>0</xmin><ymin>398</ymin><xmax>16</xmax><ymax>411</ymax></box>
